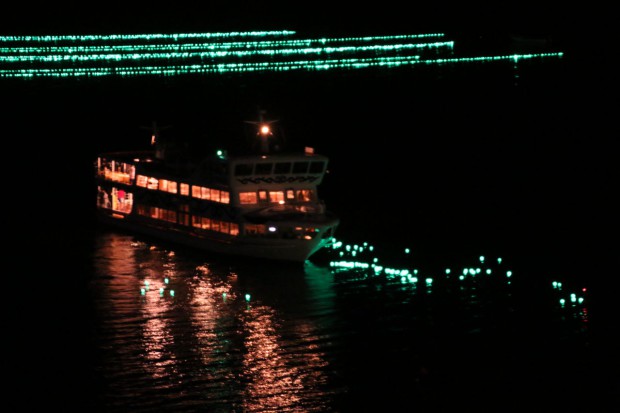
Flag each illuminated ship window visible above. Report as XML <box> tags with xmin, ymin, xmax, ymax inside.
<box><xmin>240</xmin><ymin>192</ymin><xmax>257</xmax><ymax>204</ymax></box>
<box><xmin>180</xmin><ymin>183</ymin><xmax>190</xmax><ymax>196</ymax></box>
<box><xmin>234</xmin><ymin>163</ymin><xmax>253</xmax><ymax>176</ymax></box>
<box><xmin>159</xmin><ymin>179</ymin><xmax>177</xmax><ymax>194</ymax></box>
<box><xmin>274</xmin><ymin>162</ymin><xmax>291</xmax><ymax>174</ymax></box>
<box><xmin>192</xmin><ymin>185</ymin><xmax>201</xmax><ymax>198</ymax></box>
<box><xmin>292</xmin><ymin>161</ymin><xmax>309</xmax><ymax>174</ymax></box>
<box><xmin>136</xmin><ymin>175</ymin><xmax>148</xmax><ymax>188</ymax></box>
<box><xmin>286</xmin><ymin>189</ymin><xmax>295</xmax><ymax>200</ymax></box>
<box><xmin>212</xmin><ymin>189</ymin><xmax>221</xmax><ymax>202</ymax></box>
<box><xmin>192</xmin><ymin>216</ymin><xmax>211</xmax><ymax>230</ymax></box>
<box><xmin>245</xmin><ymin>223</ymin><xmax>267</xmax><ymax>235</ymax></box>
<box><xmin>219</xmin><ymin>191</ymin><xmax>230</xmax><ymax>204</ymax></box>
<box><xmin>309</xmin><ymin>161</ymin><xmax>325</xmax><ymax>173</ymax></box>
<box><xmin>230</xmin><ymin>223</ymin><xmax>239</xmax><ymax>236</ymax></box>
<box><xmin>220</xmin><ymin>221</ymin><xmax>230</xmax><ymax>233</ymax></box>
<box><xmin>98</xmin><ymin>186</ymin><xmax>134</xmax><ymax>214</ymax></box>
<box><xmin>200</xmin><ymin>187</ymin><xmax>212</xmax><ymax>200</ymax></box>
<box><xmin>296</xmin><ymin>189</ymin><xmax>313</xmax><ymax>202</ymax></box>
<box><xmin>136</xmin><ymin>205</ymin><xmax>176</xmax><ymax>223</ymax></box>
<box><xmin>191</xmin><ymin>185</ymin><xmax>229</xmax><ymax>204</ymax></box>
<box><xmin>100</xmin><ymin>159</ymin><xmax>135</xmax><ymax>184</ymax></box>
<box><xmin>178</xmin><ymin>204</ymin><xmax>190</xmax><ymax>226</ymax></box>
<box><xmin>255</xmin><ymin>163</ymin><xmax>273</xmax><ymax>175</ymax></box>
<box><xmin>147</xmin><ymin>177</ymin><xmax>159</xmax><ymax>190</ymax></box>
<box><xmin>258</xmin><ymin>191</ymin><xmax>268</xmax><ymax>202</ymax></box>
<box><xmin>269</xmin><ymin>191</ymin><xmax>284</xmax><ymax>203</ymax></box>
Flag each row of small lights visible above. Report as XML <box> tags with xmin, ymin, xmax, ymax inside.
<box><xmin>0</xmin><ymin>34</ymin><xmax>448</xmax><ymax>54</ymax></box>
<box><xmin>0</xmin><ymin>30</ymin><xmax>563</xmax><ymax>78</ymax></box>
<box><xmin>326</xmin><ymin>237</ymin><xmax>587</xmax><ymax>312</ymax></box>
<box><xmin>0</xmin><ymin>31</ymin><xmax>297</xmax><ymax>43</ymax></box>
<box><xmin>328</xmin><ymin>240</ymin><xmax>511</xmax><ymax>288</ymax></box>
<box><xmin>0</xmin><ymin>53</ymin><xmax>563</xmax><ymax>78</ymax></box>
<box><xmin>0</xmin><ymin>55</ymin><xmax>423</xmax><ymax>78</ymax></box>
<box><xmin>0</xmin><ymin>43</ymin><xmax>452</xmax><ymax>63</ymax></box>
<box><xmin>135</xmin><ymin>237</ymin><xmax>587</xmax><ymax>323</ymax></box>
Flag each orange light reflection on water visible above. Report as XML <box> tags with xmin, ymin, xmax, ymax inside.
<box><xmin>96</xmin><ymin>232</ymin><xmax>334</xmax><ymax>411</ymax></box>
<box><xmin>239</xmin><ymin>303</ymin><xmax>330</xmax><ymax>412</ymax></box>
<box><xmin>138</xmin><ymin>247</ymin><xmax>178</xmax><ymax>381</ymax></box>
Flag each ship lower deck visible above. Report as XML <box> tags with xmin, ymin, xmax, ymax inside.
<box><xmin>97</xmin><ymin>210</ymin><xmax>337</xmax><ymax>263</ymax></box>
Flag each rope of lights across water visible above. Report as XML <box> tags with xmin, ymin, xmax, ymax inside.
<box><xmin>0</xmin><ymin>52</ymin><xmax>563</xmax><ymax>79</ymax></box>
<box><xmin>0</xmin><ymin>42</ymin><xmax>454</xmax><ymax>64</ymax></box>
<box><xmin>0</xmin><ymin>31</ymin><xmax>298</xmax><ymax>43</ymax></box>
<box><xmin>0</xmin><ymin>34</ymin><xmax>448</xmax><ymax>54</ymax></box>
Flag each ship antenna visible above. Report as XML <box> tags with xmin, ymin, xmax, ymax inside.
<box><xmin>140</xmin><ymin>120</ymin><xmax>172</xmax><ymax>159</ymax></box>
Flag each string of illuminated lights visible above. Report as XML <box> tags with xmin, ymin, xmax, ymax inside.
<box><xmin>0</xmin><ymin>31</ymin><xmax>563</xmax><ymax>78</ymax></box>
<box><xmin>0</xmin><ymin>42</ymin><xmax>454</xmax><ymax>64</ymax></box>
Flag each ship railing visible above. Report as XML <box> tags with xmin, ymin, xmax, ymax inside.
<box><xmin>247</xmin><ymin>202</ymin><xmax>323</xmax><ymax>216</ymax></box>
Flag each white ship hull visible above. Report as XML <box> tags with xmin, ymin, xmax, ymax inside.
<box><xmin>97</xmin><ymin>209</ymin><xmax>337</xmax><ymax>263</ymax></box>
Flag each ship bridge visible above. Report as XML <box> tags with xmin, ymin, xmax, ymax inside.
<box><xmin>228</xmin><ymin>152</ymin><xmax>329</xmax><ymax>210</ymax></box>
<box><xmin>229</xmin><ymin>152</ymin><xmax>328</xmax><ymax>188</ymax></box>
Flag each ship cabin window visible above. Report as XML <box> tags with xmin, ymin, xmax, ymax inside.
<box><xmin>240</xmin><ymin>192</ymin><xmax>258</xmax><ymax>204</ymax></box>
<box><xmin>100</xmin><ymin>159</ymin><xmax>135</xmax><ymax>184</ymax></box>
<box><xmin>296</xmin><ymin>189</ymin><xmax>313</xmax><ymax>202</ymax></box>
<box><xmin>202</xmin><ymin>187</ymin><xmax>218</xmax><ymax>201</ymax></box>
<box><xmin>245</xmin><ymin>223</ymin><xmax>266</xmax><ymax>235</ymax></box>
<box><xmin>147</xmin><ymin>177</ymin><xmax>159</xmax><ymax>190</ymax></box>
<box><xmin>229</xmin><ymin>223</ymin><xmax>239</xmax><ymax>236</ymax></box>
<box><xmin>220</xmin><ymin>191</ymin><xmax>230</xmax><ymax>204</ymax></box>
<box><xmin>269</xmin><ymin>191</ymin><xmax>285</xmax><ymax>203</ymax></box>
<box><xmin>180</xmin><ymin>183</ymin><xmax>190</xmax><ymax>196</ymax></box>
<box><xmin>292</xmin><ymin>161</ymin><xmax>309</xmax><ymax>174</ymax></box>
<box><xmin>137</xmin><ymin>205</ymin><xmax>176</xmax><ymax>223</ymax></box>
<box><xmin>258</xmin><ymin>191</ymin><xmax>268</xmax><ymax>202</ymax></box>
<box><xmin>136</xmin><ymin>175</ymin><xmax>148</xmax><ymax>188</ymax></box>
<box><xmin>192</xmin><ymin>216</ymin><xmax>238</xmax><ymax>236</ymax></box>
<box><xmin>97</xmin><ymin>186</ymin><xmax>133</xmax><ymax>213</ymax></box>
<box><xmin>274</xmin><ymin>162</ymin><xmax>291</xmax><ymax>174</ymax></box>
<box><xmin>159</xmin><ymin>179</ymin><xmax>177</xmax><ymax>194</ymax></box>
<box><xmin>309</xmin><ymin>161</ymin><xmax>325</xmax><ymax>174</ymax></box>
<box><xmin>192</xmin><ymin>185</ymin><xmax>201</xmax><ymax>198</ymax></box>
<box><xmin>255</xmin><ymin>163</ymin><xmax>273</xmax><ymax>175</ymax></box>
<box><xmin>191</xmin><ymin>185</ymin><xmax>230</xmax><ymax>204</ymax></box>
<box><xmin>286</xmin><ymin>189</ymin><xmax>295</xmax><ymax>200</ymax></box>
<box><xmin>192</xmin><ymin>216</ymin><xmax>210</xmax><ymax>230</ymax></box>
<box><xmin>235</xmin><ymin>163</ymin><xmax>253</xmax><ymax>176</ymax></box>
<box><xmin>201</xmin><ymin>187</ymin><xmax>211</xmax><ymax>200</ymax></box>
<box><xmin>211</xmin><ymin>220</ymin><xmax>220</xmax><ymax>232</ymax></box>
<box><xmin>220</xmin><ymin>221</ymin><xmax>229</xmax><ymax>233</ymax></box>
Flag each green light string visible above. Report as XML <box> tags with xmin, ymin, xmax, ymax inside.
<box><xmin>0</xmin><ymin>36</ymin><xmax>449</xmax><ymax>55</ymax></box>
<box><xmin>0</xmin><ymin>52</ymin><xmax>563</xmax><ymax>79</ymax></box>
<box><xmin>0</xmin><ymin>31</ymin><xmax>297</xmax><ymax>43</ymax></box>
<box><xmin>0</xmin><ymin>42</ymin><xmax>453</xmax><ymax>64</ymax></box>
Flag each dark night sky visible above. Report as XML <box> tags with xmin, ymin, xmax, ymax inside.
<box><xmin>2</xmin><ymin>2</ymin><xmax>613</xmax><ymax>276</ymax></box>
<box><xmin>4</xmin><ymin>5</ymin><xmax>617</xmax><ymax>411</ymax></box>
<box><xmin>2</xmin><ymin>3</ymin><xmax>609</xmax><ymax>69</ymax></box>
<box><xmin>1</xmin><ymin>3</ymin><xmax>581</xmax><ymax>37</ymax></box>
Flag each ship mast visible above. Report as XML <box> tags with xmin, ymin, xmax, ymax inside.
<box><xmin>244</xmin><ymin>109</ymin><xmax>278</xmax><ymax>154</ymax></box>
<box><xmin>141</xmin><ymin>120</ymin><xmax>171</xmax><ymax>160</ymax></box>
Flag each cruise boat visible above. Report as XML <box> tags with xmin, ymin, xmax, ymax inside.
<box><xmin>94</xmin><ymin>114</ymin><xmax>339</xmax><ymax>263</ymax></box>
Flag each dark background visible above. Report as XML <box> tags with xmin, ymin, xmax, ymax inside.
<box><xmin>3</xmin><ymin>3</ymin><xmax>613</xmax><ymax>301</ymax></box>
<box><xmin>4</xmin><ymin>4</ymin><xmax>617</xmax><ymax>410</ymax></box>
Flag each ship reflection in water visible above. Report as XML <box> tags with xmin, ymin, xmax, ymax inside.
<box><xmin>92</xmin><ymin>230</ymin><xmax>597</xmax><ymax>412</ymax></box>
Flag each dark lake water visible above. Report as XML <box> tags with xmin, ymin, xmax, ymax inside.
<box><xmin>5</xmin><ymin>38</ymin><xmax>617</xmax><ymax>411</ymax></box>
